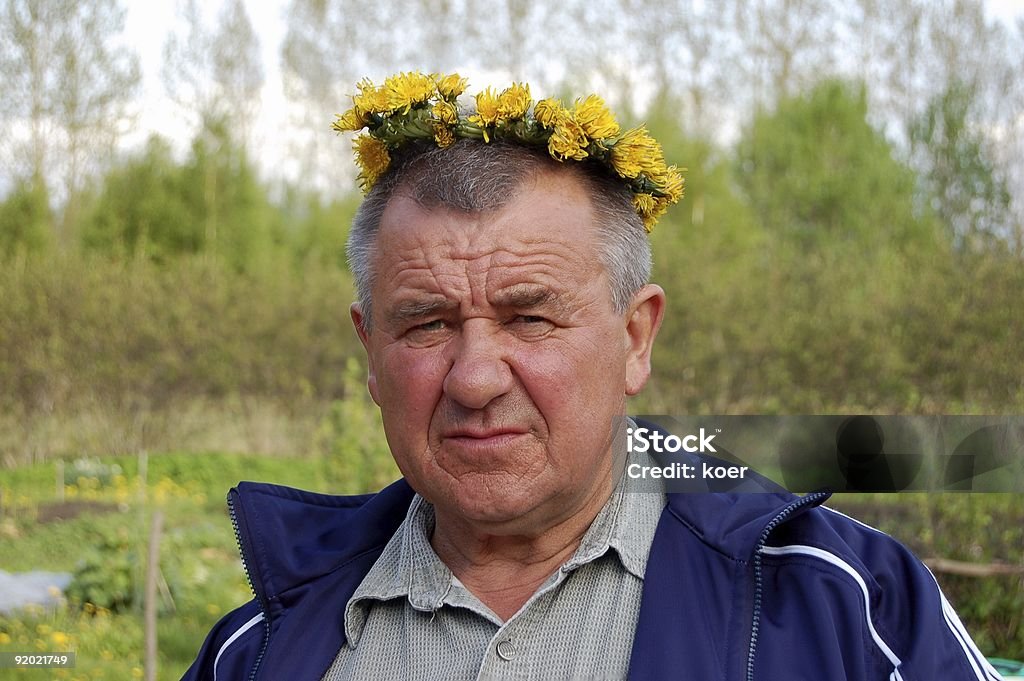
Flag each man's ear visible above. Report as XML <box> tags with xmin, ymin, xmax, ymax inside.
<box><xmin>624</xmin><ymin>284</ymin><xmax>666</xmax><ymax>396</ymax></box>
<box><xmin>350</xmin><ymin>303</ymin><xmax>381</xmax><ymax>406</ymax></box>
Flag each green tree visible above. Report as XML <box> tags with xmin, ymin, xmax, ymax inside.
<box><xmin>736</xmin><ymin>79</ymin><xmax>934</xmax><ymax>250</ymax></box>
<box><xmin>0</xmin><ymin>176</ymin><xmax>52</xmax><ymax>256</ymax></box>
<box><xmin>910</xmin><ymin>81</ymin><xmax>1012</xmax><ymax>251</ymax></box>
<box><xmin>638</xmin><ymin>99</ymin><xmax>775</xmax><ymax>413</ymax></box>
<box><xmin>81</xmin><ymin>137</ymin><xmax>197</xmax><ymax>260</ymax></box>
<box><xmin>178</xmin><ymin>120</ymin><xmax>281</xmax><ymax>272</ymax></box>
<box><xmin>727</xmin><ymin>80</ymin><xmax>950</xmax><ymax>411</ymax></box>
<box><xmin>82</xmin><ymin>125</ymin><xmax>281</xmax><ymax>272</ymax></box>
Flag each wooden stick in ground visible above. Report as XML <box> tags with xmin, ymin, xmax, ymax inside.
<box><xmin>145</xmin><ymin>509</ymin><xmax>164</xmax><ymax>681</ymax></box>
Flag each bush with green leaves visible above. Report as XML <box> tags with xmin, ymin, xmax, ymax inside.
<box><xmin>65</xmin><ymin>528</ymin><xmax>140</xmax><ymax>613</ymax></box>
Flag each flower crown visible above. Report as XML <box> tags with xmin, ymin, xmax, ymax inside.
<box><xmin>332</xmin><ymin>72</ymin><xmax>685</xmax><ymax>232</ymax></box>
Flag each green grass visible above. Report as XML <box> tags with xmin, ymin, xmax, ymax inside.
<box><xmin>0</xmin><ymin>452</ymin><xmax>336</xmax><ymax>680</ymax></box>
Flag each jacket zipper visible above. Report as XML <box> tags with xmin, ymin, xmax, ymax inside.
<box><xmin>228</xmin><ymin>492</ymin><xmax>270</xmax><ymax>681</ymax></box>
<box><xmin>745</xmin><ymin>491</ymin><xmax>830</xmax><ymax>681</ymax></box>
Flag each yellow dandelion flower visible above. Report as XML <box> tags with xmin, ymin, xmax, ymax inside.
<box><xmin>573</xmin><ymin>94</ymin><xmax>620</xmax><ymax>140</ymax></box>
<box><xmin>632</xmin><ymin>192</ymin><xmax>674</xmax><ymax>231</ymax></box>
<box><xmin>352</xmin><ymin>78</ymin><xmax>390</xmax><ymax>115</ymax></box>
<box><xmin>432</xmin><ymin>100</ymin><xmax>458</xmax><ymax>126</ymax></box>
<box><xmin>468</xmin><ymin>87</ymin><xmax>501</xmax><ymax>127</ymax></box>
<box><xmin>332</xmin><ymin>108</ymin><xmax>368</xmax><ymax>133</ymax></box>
<box><xmin>434</xmin><ymin>72</ymin><xmax>468</xmax><ymax>99</ymax></box>
<box><xmin>433</xmin><ymin>124</ymin><xmax>456</xmax><ymax>148</ymax></box>
<box><xmin>51</xmin><ymin>631</ymin><xmax>69</xmax><ymax>647</ymax></box>
<box><xmin>610</xmin><ymin>126</ymin><xmax>663</xmax><ymax>179</ymax></box>
<box><xmin>497</xmin><ymin>82</ymin><xmax>531</xmax><ymax>121</ymax></box>
<box><xmin>384</xmin><ymin>71</ymin><xmax>436</xmax><ymax>113</ymax></box>
<box><xmin>0</xmin><ymin>632</ymin><xmax>10</xmax><ymax>644</ymax></box>
<box><xmin>643</xmin><ymin>197</ymin><xmax>672</xmax><ymax>232</ymax></box>
<box><xmin>548</xmin><ymin>115</ymin><xmax>590</xmax><ymax>161</ymax></box>
<box><xmin>654</xmin><ymin>165</ymin><xmax>686</xmax><ymax>203</ymax></box>
<box><xmin>534</xmin><ymin>98</ymin><xmax>565</xmax><ymax>128</ymax></box>
<box><xmin>353</xmin><ymin>134</ymin><xmax>391</xmax><ymax>191</ymax></box>
<box><xmin>633</xmin><ymin>192</ymin><xmax>657</xmax><ymax>216</ymax></box>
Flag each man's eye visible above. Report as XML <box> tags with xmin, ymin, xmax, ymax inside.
<box><xmin>415</xmin><ymin>319</ymin><xmax>447</xmax><ymax>332</ymax></box>
<box><xmin>509</xmin><ymin>315</ymin><xmax>554</xmax><ymax>337</ymax></box>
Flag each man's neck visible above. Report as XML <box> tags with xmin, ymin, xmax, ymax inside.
<box><xmin>430</xmin><ymin>479</ymin><xmax>615</xmax><ymax>622</ymax></box>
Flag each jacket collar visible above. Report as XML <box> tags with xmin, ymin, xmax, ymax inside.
<box><xmin>228</xmin><ymin>475</ymin><xmax>827</xmax><ymax>606</ymax></box>
<box><xmin>228</xmin><ymin>478</ymin><xmax>415</xmax><ymax>608</ymax></box>
<box><xmin>227</xmin><ymin>468</ymin><xmax>830</xmax><ymax>680</ymax></box>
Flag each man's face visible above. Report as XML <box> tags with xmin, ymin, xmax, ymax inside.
<box><xmin>352</xmin><ymin>168</ymin><xmax>663</xmax><ymax>533</ymax></box>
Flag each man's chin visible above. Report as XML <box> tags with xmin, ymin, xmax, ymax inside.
<box><xmin>432</xmin><ymin>478</ymin><xmax>557</xmax><ymax>532</ymax></box>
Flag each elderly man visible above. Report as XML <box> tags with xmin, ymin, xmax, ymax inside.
<box><xmin>186</xmin><ymin>74</ymin><xmax>1001</xmax><ymax>681</ymax></box>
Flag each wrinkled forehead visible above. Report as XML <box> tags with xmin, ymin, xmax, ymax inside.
<box><xmin>372</xmin><ymin>171</ymin><xmax>604</xmax><ymax>285</ymax></box>
<box><xmin>370</xmin><ymin>188</ymin><xmax>612</xmax><ymax>327</ymax></box>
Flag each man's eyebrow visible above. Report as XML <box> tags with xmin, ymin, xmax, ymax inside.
<box><xmin>492</xmin><ymin>286</ymin><xmax>571</xmax><ymax>314</ymax></box>
<box><xmin>386</xmin><ymin>298</ymin><xmax>456</xmax><ymax>324</ymax></box>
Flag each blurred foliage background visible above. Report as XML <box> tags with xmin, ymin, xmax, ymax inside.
<box><xmin>1</xmin><ymin>0</ymin><xmax>1022</xmax><ymax>677</ymax></box>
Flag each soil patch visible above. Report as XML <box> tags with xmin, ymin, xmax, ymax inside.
<box><xmin>36</xmin><ymin>500</ymin><xmax>119</xmax><ymax>524</ymax></box>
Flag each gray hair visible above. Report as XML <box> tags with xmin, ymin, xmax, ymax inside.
<box><xmin>346</xmin><ymin>139</ymin><xmax>651</xmax><ymax>329</ymax></box>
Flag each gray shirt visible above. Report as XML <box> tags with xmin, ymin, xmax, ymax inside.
<box><xmin>321</xmin><ymin>467</ymin><xmax>665</xmax><ymax>681</ymax></box>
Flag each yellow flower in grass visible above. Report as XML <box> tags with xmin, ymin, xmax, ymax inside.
<box><xmin>573</xmin><ymin>94</ymin><xmax>619</xmax><ymax>140</ymax></box>
<box><xmin>548</xmin><ymin>115</ymin><xmax>590</xmax><ymax>161</ymax></box>
<box><xmin>384</xmin><ymin>71</ymin><xmax>436</xmax><ymax>113</ymax></box>
<box><xmin>610</xmin><ymin>126</ymin><xmax>663</xmax><ymax>179</ymax></box>
<box><xmin>434</xmin><ymin>72</ymin><xmax>468</xmax><ymax>99</ymax></box>
<box><xmin>353</xmin><ymin>134</ymin><xmax>391</xmax><ymax>191</ymax></box>
<box><xmin>497</xmin><ymin>82</ymin><xmax>531</xmax><ymax>121</ymax></box>
<box><xmin>332</xmin><ymin>108</ymin><xmax>368</xmax><ymax>133</ymax></box>
<box><xmin>434</xmin><ymin>123</ymin><xmax>456</xmax><ymax>148</ymax></box>
<box><xmin>353</xmin><ymin>78</ymin><xmax>390</xmax><ymax>115</ymax></box>
<box><xmin>432</xmin><ymin>100</ymin><xmax>458</xmax><ymax>126</ymax></box>
<box><xmin>533</xmin><ymin>98</ymin><xmax>564</xmax><ymax>128</ymax></box>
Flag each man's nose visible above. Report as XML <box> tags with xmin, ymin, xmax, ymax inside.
<box><xmin>442</xmin><ymin>319</ymin><xmax>514</xmax><ymax>409</ymax></box>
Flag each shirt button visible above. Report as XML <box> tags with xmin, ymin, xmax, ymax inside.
<box><xmin>496</xmin><ymin>639</ymin><xmax>517</xmax><ymax>661</ymax></box>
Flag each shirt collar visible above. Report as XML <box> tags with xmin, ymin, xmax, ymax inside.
<box><xmin>564</xmin><ymin>459</ymin><xmax>665</xmax><ymax>579</ymax></box>
<box><xmin>344</xmin><ymin>494</ymin><xmax>449</xmax><ymax>646</ymax></box>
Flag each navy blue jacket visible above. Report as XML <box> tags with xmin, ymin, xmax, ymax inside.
<box><xmin>184</xmin><ymin>477</ymin><xmax>1002</xmax><ymax>680</ymax></box>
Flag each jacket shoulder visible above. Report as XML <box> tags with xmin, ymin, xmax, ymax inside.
<box><xmin>763</xmin><ymin>504</ymin><xmax>1002</xmax><ymax>681</ymax></box>
<box><xmin>181</xmin><ymin>599</ymin><xmax>266</xmax><ymax>681</ymax></box>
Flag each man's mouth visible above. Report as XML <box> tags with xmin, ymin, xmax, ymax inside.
<box><xmin>442</xmin><ymin>428</ymin><xmax>530</xmax><ymax>446</ymax></box>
